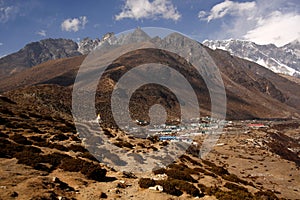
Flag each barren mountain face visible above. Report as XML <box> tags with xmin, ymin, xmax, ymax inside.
<box><xmin>0</xmin><ymin>39</ymin><xmax>81</xmax><ymax>79</ymax></box>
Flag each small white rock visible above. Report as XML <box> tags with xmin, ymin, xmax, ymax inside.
<box><xmin>149</xmin><ymin>185</ymin><xmax>163</xmax><ymax>192</ymax></box>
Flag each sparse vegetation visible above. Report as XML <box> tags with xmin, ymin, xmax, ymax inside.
<box><xmin>10</xmin><ymin>134</ymin><xmax>32</xmax><ymax>145</ymax></box>
<box><xmin>202</xmin><ymin>185</ymin><xmax>251</xmax><ymax>200</ymax></box>
<box><xmin>152</xmin><ymin>167</ymin><xmax>166</xmax><ymax>175</ymax></box>
<box><xmin>70</xmin><ymin>134</ymin><xmax>81</xmax><ymax>142</ymax></box>
<box><xmin>29</xmin><ymin>135</ymin><xmax>46</xmax><ymax>143</ymax></box>
<box><xmin>59</xmin><ymin>157</ymin><xmax>106</xmax><ymax>181</ymax></box>
<box><xmin>82</xmin><ymin>164</ymin><xmax>107</xmax><ymax>181</ymax></box>
<box><xmin>33</xmin><ymin>141</ymin><xmax>69</xmax><ymax>151</ymax></box>
<box><xmin>222</xmin><ymin>174</ymin><xmax>253</xmax><ymax>186</ymax></box>
<box><xmin>186</xmin><ymin>145</ymin><xmax>200</xmax><ymax>157</ymax></box>
<box><xmin>0</xmin><ymin>135</ymin><xmax>106</xmax><ymax>181</ymax></box>
<box><xmin>166</xmin><ymin>168</ymin><xmax>197</xmax><ymax>183</ymax></box>
<box><xmin>0</xmin><ymin>131</ymin><xmax>9</xmax><ymax>138</ymax></box>
<box><xmin>193</xmin><ymin>167</ymin><xmax>206</xmax><ymax>173</ymax></box>
<box><xmin>51</xmin><ymin>133</ymin><xmax>69</xmax><ymax>141</ymax></box>
<box><xmin>155</xmin><ymin>179</ymin><xmax>183</xmax><ymax>196</ymax></box>
<box><xmin>166</xmin><ymin>178</ymin><xmax>201</xmax><ymax>197</ymax></box>
<box><xmin>68</xmin><ymin>144</ymin><xmax>88</xmax><ymax>153</ymax></box>
<box><xmin>267</xmin><ymin>132</ymin><xmax>300</xmax><ymax>167</ymax></box>
<box><xmin>138</xmin><ymin>178</ymin><xmax>156</xmax><ymax>188</ymax></box>
<box><xmin>147</xmin><ymin>135</ymin><xmax>160</xmax><ymax>143</ymax></box>
<box><xmin>103</xmin><ymin>128</ymin><xmax>114</xmax><ymax>138</ymax></box>
<box><xmin>198</xmin><ymin>182</ymin><xmax>279</xmax><ymax>200</ymax></box>
<box><xmin>180</xmin><ymin>155</ymin><xmax>202</xmax><ymax>166</ymax></box>
<box><xmin>139</xmin><ymin>177</ymin><xmax>201</xmax><ymax>197</ymax></box>
<box><xmin>254</xmin><ymin>190</ymin><xmax>279</xmax><ymax>200</ymax></box>
<box><xmin>79</xmin><ymin>151</ymin><xmax>99</xmax><ymax>162</ymax></box>
<box><xmin>0</xmin><ymin>138</ymin><xmax>41</xmax><ymax>159</ymax></box>
<box><xmin>55</xmin><ymin>123</ymin><xmax>76</xmax><ymax>133</ymax></box>
<box><xmin>224</xmin><ymin>182</ymin><xmax>248</xmax><ymax>192</ymax></box>
<box><xmin>16</xmin><ymin>151</ymin><xmax>68</xmax><ymax>172</ymax></box>
<box><xmin>100</xmin><ymin>192</ymin><xmax>108</xmax><ymax>198</ymax></box>
<box><xmin>113</xmin><ymin>141</ymin><xmax>134</xmax><ymax>149</ymax></box>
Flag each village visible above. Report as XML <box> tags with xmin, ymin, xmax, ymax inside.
<box><xmin>118</xmin><ymin>116</ymin><xmax>270</xmax><ymax>143</ymax></box>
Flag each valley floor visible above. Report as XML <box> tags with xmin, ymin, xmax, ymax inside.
<box><xmin>0</xmin><ymin>113</ymin><xmax>299</xmax><ymax>199</ymax></box>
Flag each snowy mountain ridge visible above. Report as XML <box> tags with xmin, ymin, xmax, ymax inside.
<box><xmin>79</xmin><ymin>35</ymin><xmax>300</xmax><ymax>77</ymax></box>
<box><xmin>203</xmin><ymin>39</ymin><xmax>300</xmax><ymax>77</ymax></box>
<box><xmin>77</xmin><ymin>28</ymin><xmax>152</xmax><ymax>54</ymax></box>
<box><xmin>77</xmin><ymin>32</ymin><xmax>115</xmax><ymax>54</ymax></box>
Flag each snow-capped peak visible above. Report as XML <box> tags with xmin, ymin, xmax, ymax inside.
<box><xmin>77</xmin><ymin>32</ymin><xmax>115</xmax><ymax>55</ymax></box>
<box><xmin>203</xmin><ymin>39</ymin><xmax>300</xmax><ymax>77</ymax></box>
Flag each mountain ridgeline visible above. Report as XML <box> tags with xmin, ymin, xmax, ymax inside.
<box><xmin>0</xmin><ymin>39</ymin><xmax>81</xmax><ymax>78</ymax></box>
<box><xmin>0</xmin><ymin>29</ymin><xmax>300</xmax><ymax>121</ymax></box>
<box><xmin>203</xmin><ymin>39</ymin><xmax>300</xmax><ymax>77</ymax></box>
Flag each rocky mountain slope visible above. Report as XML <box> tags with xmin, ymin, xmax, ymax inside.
<box><xmin>0</xmin><ymin>30</ymin><xmax>151</xmax><ymax>79</ymax></box>
<box><xmin>1</xmin><ymin>29</ymin><xmax>299</xmax><ymax>121</ymax></box>
<box><xmin>0</xmin><ymin>38</ymin><xmax>81</xmax><ymax>79</ymax></box>
<box><xmin>203</xmin><ymin>39</ymin><xmax>300</xmax><ymax>77</ymax></box>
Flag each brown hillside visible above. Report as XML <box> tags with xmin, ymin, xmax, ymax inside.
<box><xmin>1</xmin><ymin>47</ymin><xmax>299</xmax><ymax>122</ymax></box>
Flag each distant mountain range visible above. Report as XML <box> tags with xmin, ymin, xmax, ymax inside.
<box><xmin>0</xmin><ymin>28</ymin><xmax>299</xmax><ymax>121</ymax></box>
<box><xmin>0</xmin><ymin>39</ymin><xmax>81</xmax><ymax>78</ymax></box>
<box><xmin>203</xmin><ymin>39</ymin><xmax>300</xmax><ymax>77</ymax></box>
<box><xmin>78</xmin><ymin>35</ymin><xmax>300</xmax><ymax>78</ymax></box>
<box><xmin>0</xmin><ymin>30</ymin><xmax>153</xmax><ymax>79</ymax></box>
<box><xmin>1</xmin><ymin>31</ymin><xmax>299</xmax><ymax>80</ymax></box>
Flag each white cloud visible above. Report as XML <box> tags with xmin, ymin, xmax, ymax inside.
<box><xmin>37</xmin><ymin>30</ymin><xmax>46</xmax><ymax>37</ymax></box>
<box><xmin>199</xmin><ymin>0</ymin><xmax>256</xmax><ymax>22</ymax></box>
<box><xmin>0</xmin><ymin>42</ymin><xmax>3</xmax><ymax>46</ymax></box>
<box><xmin>243</xmin><ymin>11</ymin><xmax>300</xmax><ymax>46</ymax></box>
<box><xmin>0</xmin><ymin>2</ymin><xmax>19</xmax><ymax>23</ymax></box>
<box><xmin>200</xmin><ymin>0</ymin><xmax>300</xmax><ymax>46</ymax></box>
<box><xmin>61</xmin><ymin>16</ymin><xmax>88</xmax><ymax>32</ymax></box>
<box><xmin>115</xmin><ymin>0</ymin><xmax>181</xmax><ymax>21</ymax></box>
<box><xmin>198</xmin><ymin>11</ymin><xmax>207</xmax><ymax>19</ymax></box>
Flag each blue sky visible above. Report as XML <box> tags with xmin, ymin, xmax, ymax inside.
<box><xmin>0</xmin><ymin>0</ymin><xmax>299</xmax><ymax>57</ymax></box>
